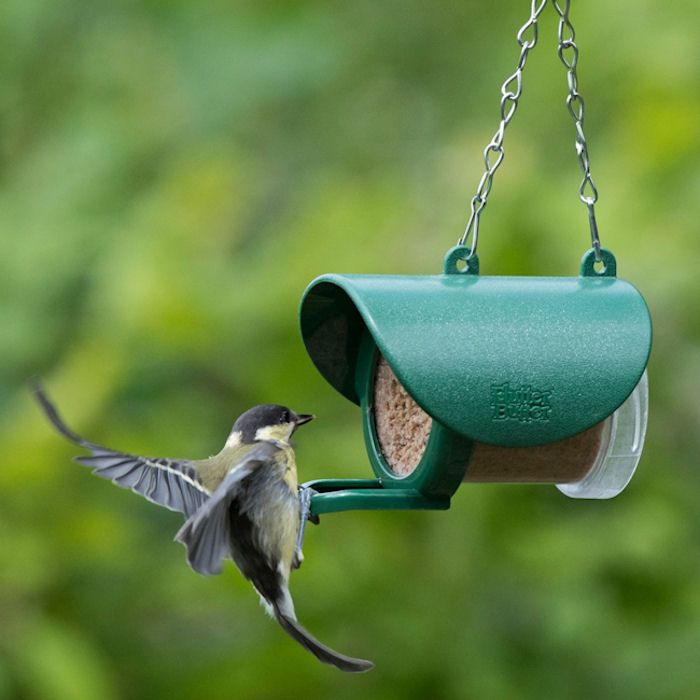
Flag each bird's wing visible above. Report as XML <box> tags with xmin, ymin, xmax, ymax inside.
<box><xmin>175</xmin><ymin>441</ymin><xmax>279</xmax><ymax>576</ymax></box>
<box><xmin>34</xmin><ymin>384</ymin><xmax>210</xmax><ymax>518</ymax></box>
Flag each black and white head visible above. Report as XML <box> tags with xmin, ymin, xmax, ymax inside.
<box><xmin>225</xmin><ymin>404</ymin><xmax>314</xmax><ymax>447</ymax></box>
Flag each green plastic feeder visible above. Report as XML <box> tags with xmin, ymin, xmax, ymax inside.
<box><xmin>299</xmin><ymin>247</ymin><xmax>652</xmax><ymax>517</ymax></box>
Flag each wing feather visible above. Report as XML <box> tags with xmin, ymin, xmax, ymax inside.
<box><xmin>76</xmin><ymin>449</ymin><xmax>209</xmax><ymax>518</ymax></box>
<box><xmin>34</xmin><ymin>384</ymin><xmax>210</xmax><ymax>518</ymax></box>
<box><xmin>175</xmin><ymin>442</ymin><xmax>279</xmax><ymax>575</ymax></box>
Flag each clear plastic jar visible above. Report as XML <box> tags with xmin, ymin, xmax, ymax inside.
<box><xmin>557</xmin><ymin>372</ymin><xmax>649</xmax><ymax>499</ymax></box>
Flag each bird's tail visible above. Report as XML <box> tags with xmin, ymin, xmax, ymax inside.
<box><xmin>273</xmin><ymin>604</ymin><xmax>374</xmax><ymax>674</ymax></box>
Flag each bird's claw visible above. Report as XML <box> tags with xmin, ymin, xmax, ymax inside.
<box><xmin>294</xmin><ymin>484</ymin><xmax>319</xmax><ymax>569</ymax></box>
<box><xmin>299</xmin><ymin>483</ymin><xmax>320</xmax><ymax>524</ymax></box>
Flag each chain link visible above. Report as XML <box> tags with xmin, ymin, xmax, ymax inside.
<box><xmin>458</xmin><ymin>0</ymin><xmax>548</xmax><ymax>257</ymax></box>
<box><xmin>552</xmin><ymin>0</ymin><xmax>602</xmax><ymax>262</ymax></box>
<box><xmin>459</xmin><ymin>0</ymin><xmax>603</xmax><ymax>262</ymax></box>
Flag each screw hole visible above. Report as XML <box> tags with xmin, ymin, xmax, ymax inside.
<box><xmin>455</xmin><ymin>258</ymin><xmax>468</xmax><ymax>272</ymax></box>
<box><xmin>593</xmin><ymin>259</ymin><xmax>606</xmax><ymax>274</ymax></box>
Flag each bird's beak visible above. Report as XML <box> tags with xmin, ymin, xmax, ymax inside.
<box><xmin>295</xmin><ymin>414</ymin><xmax>315</xmax><ymax>427</ymax></box>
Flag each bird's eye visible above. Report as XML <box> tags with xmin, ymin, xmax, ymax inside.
<box><xmin>281</xmin><ymin>410</ymin><xmax>290</xmax><ymax>424</ymax></box>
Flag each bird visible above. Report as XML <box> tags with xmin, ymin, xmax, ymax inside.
<box><xmin>33</xmin><ymin>385</ymin><xmax>373</xmax><ymax>673</ymax></box>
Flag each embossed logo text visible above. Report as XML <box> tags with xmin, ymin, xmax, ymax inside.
<box><xmin>490</xmin><ymin>382</ymin><xmax>553</xmax><ymax>423</ymax></box>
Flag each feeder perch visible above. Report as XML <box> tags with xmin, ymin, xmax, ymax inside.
<box><xmin>299</xmin><ymin>247</ymin><xmax>651</xmax><ymax>517</ymax></box>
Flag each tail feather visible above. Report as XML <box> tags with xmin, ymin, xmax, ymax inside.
<box><xmin>274</xmin><ymin>608</ymin><xmax>373</xmax><ymax>673</ymax></box>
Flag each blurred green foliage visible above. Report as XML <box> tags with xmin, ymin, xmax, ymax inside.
<box><xmin>1</xmin><ymin>1</ymin><xmax>699</xmax><ymax>698</ymax></box>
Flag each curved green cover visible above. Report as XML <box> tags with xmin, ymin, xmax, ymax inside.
<box><xmin>299</xmin><ymin>264</ymin><xmax>652</xmax><ymax>447</ymax></box>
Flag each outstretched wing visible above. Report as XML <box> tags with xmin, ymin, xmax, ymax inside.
<box><xmin>34</xmin><ymin>384</ymin><xmax>210</xmax><ymax>518</ymax></box>
<box><xmin>75</xmin><ymin>451</ymin><xmax>209</xmax><ymax>518</ymax></box>
<box><xmin>175</xmin><ymin>441</ymin><xmax>279</xmax><ymax>576</ymax></box>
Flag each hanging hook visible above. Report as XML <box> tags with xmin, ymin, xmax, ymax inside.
<box><xmin>587</xmin><ymin>202</ymin><xmax>602</xmax><ymax>262</ymax></box>
<box><xmin>459</xmin><ymin>196</ymin><xmax>483</xmax><ymax>259</ymax></box>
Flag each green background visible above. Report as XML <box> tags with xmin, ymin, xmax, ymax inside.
<box><xmin>1</xmin><ymin>1</ymin><xmax>699</xmax><ymax>698</ymax></box>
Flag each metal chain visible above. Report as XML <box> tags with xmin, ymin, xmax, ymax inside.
<box><xmin>459</xmin><ymin>0</ymin><xmax>603</xmax><ymax>261</ymax></box>
<box><xmin>552</xmin><ymin>0</ymin><xmax>602</xmax><ymax>262</ymax></box>
<box><xmin>458</xmin><ymin>0</ymin><xmax>548</xmax><ymax>257</ymax></box>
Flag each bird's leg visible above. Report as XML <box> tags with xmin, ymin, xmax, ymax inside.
<box><xmin>293</xmin><ymin>484</ymin><xmax>319</xmax><ymax>570</ymax></box>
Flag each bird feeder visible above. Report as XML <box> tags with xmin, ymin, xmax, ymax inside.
<box><xmin>296</xmin><ymin>4</ymin><xmax>652</xmax><ymax>516</ymax></box>
<box><xmin>299</xmin><ymin>247</ymin><xmax>651</xmax><ymax>516</ymax></box>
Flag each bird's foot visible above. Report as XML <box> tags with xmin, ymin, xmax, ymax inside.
<box><xmin>293</xmin><ymin>484</ymin><xmax>319</xmax><ymax>570</ymax></box>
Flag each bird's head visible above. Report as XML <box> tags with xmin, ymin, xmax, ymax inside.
<box><xmin>226</xmin><ymin>404</ymin><xmax>314</xmax><ymax>447</ymax></box>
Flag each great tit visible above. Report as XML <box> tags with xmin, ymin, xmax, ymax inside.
<box><xmin>34</xmin><ymin>386</ymin><xmax>373</xmax><ymax>673</ymax></box>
